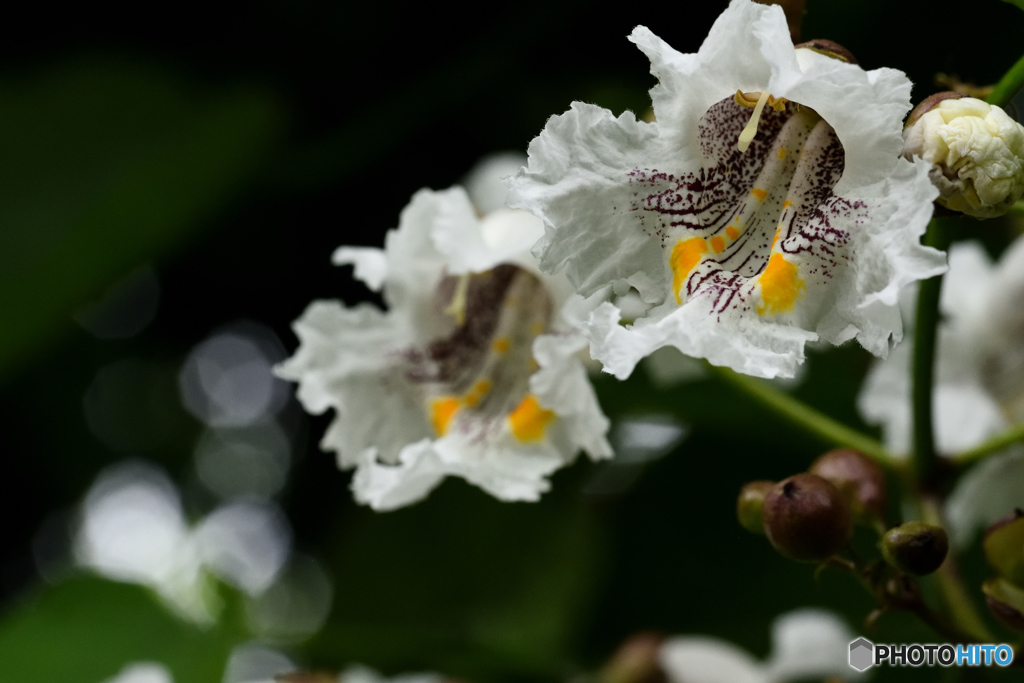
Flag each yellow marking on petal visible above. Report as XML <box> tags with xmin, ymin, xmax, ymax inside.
<box><xmin>670</xmin><ymin>237</ymin><xmax>708</xmax><ymax>304</ymax></box>
<box><xmin>751</xmin><ymin>188</ymin><xmax>767</xmax><ymax>201</ymax></box>
<box><xmin>508</xmin><ymin>394</ymin><xmax>555</xmax><ymax>442</ymax></box>
<box><xmin>782</xmin><ymin>199</ymin><xmax>792</xmax><ymax>209</ymax></box>
<box><xmin>726</xmin><ymin>226</ymin><xmax>740</xmax><ymax>240</ymax></box>
<box><xmin>443</xmin><ymin>274</ymin><xmax>471</xmax><ymax>325</ymax></box>
<box><xmin>777</xmin><ymin>147</ymin><xmax>787</xmax><ymax>160</ymax></box>
<box><xmin>770</xmin><ymin>228</ymin><xmax>781</xmax><ymax>251</ymax></box>
<box><xmin>472</xmin><ymin>379</ymin><xmax>491</xmax><ymax>395</ymax></box>
<box><xmin>492</xmin><ymin>337</ymin><xmax>510</xmax><ymax>354</ymax></box>
<box><xmin>430</xmin><ymin>396</ymin><xmax>462</xmax><ymax>436</ymax></box>
<box><xmin>737</xmin><ymin>90</ymin><xmax>771</xmax><ymax>152</ymax></box>
<box><xmin>757</xmin><ymin>253</ymin><xmax>804</xmax><ymax>316</ymax></box>
<box><xmin>710</xmin><ymin>235</ymin><xmax>726</xmax><ymax>254</ymax></box>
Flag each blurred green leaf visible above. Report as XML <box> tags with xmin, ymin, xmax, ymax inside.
<box><xmin>306</xmin><ymin>485</ymin><xmax>604</xmax><ymax>680</ymax></box>
<box><xmin>0</xmin><ymin>576</ymin><xmax>243</xmax><ymax>683</ymax></box>
<box><xmin>1003</xmin><ymin>0</ymin><xmax>1024</xmax><ymax>11</ymax></box>
<box><xmin>0</xmin><ymin>59</ymin><xmax>280</xmax><ymax>382</ymax></box>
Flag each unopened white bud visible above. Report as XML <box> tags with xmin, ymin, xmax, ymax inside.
<box><xmin>903</xmin><ymin>94</ymin><xmax>1024</xmax><ymax>218</ymax></box>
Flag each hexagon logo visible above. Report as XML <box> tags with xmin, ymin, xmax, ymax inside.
<box><xmin>849</xmin><ymin>637</ymin><xmax>874</xmax><ymax>671</ymax></box>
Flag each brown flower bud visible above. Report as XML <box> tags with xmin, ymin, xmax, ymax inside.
<box><xmin>762</xmin><ymin>474</ymin><xmax>853</xmax><ymax>562</ymax></box>
<box><xmin>794</xmin><ymin>39</ymin><xmax>857</xmax><ymax>64</ymax></box>
<box><xmin>737</xmin><ymin>480</ymin><xmax>774</xmax><ymax>535</ymax></box>
<box><xmin>881</xmin><ymin>521</ymin><xmax>949</xmax><ymax>576</ymax></box>
<box><xmin>809</xmin><ymin>449</ymin><xmax>887</xmax><ymax>523</ymax></box>
<box><xmin>904</xmin><ymin>91</ymin><xmax>968</xmax><ymax>129</ymax></box>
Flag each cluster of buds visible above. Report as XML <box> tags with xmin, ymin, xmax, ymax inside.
<box><xmin>736</xmin><ymin>449</ymin><xmax>885</xmax><ymax>562</ymax></box>
<box><xmin>903</xmin><ymin>92</ymin><xmax>1024</xmax><ymax>218</ymax></box>
<box><xmin>737</xmin><ymin>449</ymin><xmax>948</xmax><ymax>576</ymax></box>
<box><xmin>982</xmin><ymin>509</ymin><xmax>1024</xmax><ymax>632</ymax></box>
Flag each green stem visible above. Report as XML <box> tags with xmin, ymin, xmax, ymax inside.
<box><xmin>987</xmin><ymin>52</ymin><xmax>1024</xmax><ymax>107</ymax></box>
<box><xmin>952</xmin><ymin>421</ymin><xmax>1024</xmax><ymax>466</ymax></box>
<box><xmin>921</xmin><ymin>498</ymin><xmax>996</xmax><ymax>642</ymax></box>
<box><xmin>707</xmin><ymin>364</ymin><xmax>897</xmax><ymax>469</ymax></box>
<box><xmin>911</xmin><ymin>219</ymin><xmax>952</xmax><ymax>487</ymax></box>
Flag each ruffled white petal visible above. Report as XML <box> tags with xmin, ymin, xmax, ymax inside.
<box><xmin>515</xmin><ymin>103</ymin><xmax>672</xmax><ymax>303</ymax></box>
<box><xmin>332</xmin><ymin>247</ymin><xmax>388</xmax><ymax>292</ymax></box>
<box><xmin>351</xmin><ymin>440</ymin><xmax>446</xmax><ymax>511</ymax></box>
<box><xmin>823</xmin><ymin>159</ymin><xmax>945</xmax><ymax>357</ymax></box>
<box><xmin>530</xmin><ymin>333</ymin><xmax>613</xmax><ymax>460</ymax></box>
<box><xmin>659</xmin><ymin>637</ymin><xmax>766</xmax><ymax>683</ymax></box>
<box><xmin>584</xmin><ymin>299</ymin><xmax>814</xmax><ymax>380</ymax></box>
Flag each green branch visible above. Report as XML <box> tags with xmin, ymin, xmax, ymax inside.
<box><xmin>987</xmin><ymin>52</ymin><xmax>1024</xmax><ymax>107</ymax></box>
<box><xmin>708</xmin><ymin>364</ymin><xmax>897</xmax><ymax>469</ymax></box>
<box><xmin>911</xmin><ymin>219</ymin><xmax>952</xmax><ymax>487</ymax></box>
<box><xmin>952</xmin><ymin>421</ymin><xmax>1024</xmax><ymax>466</ymax></box>
<box><xmin>921</xmin><ymin>497</ymin><xmax>996</xmax><ymax>642</ymax></box>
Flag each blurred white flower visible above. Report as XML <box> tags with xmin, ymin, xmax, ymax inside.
<box><xmin>195</xmin><ymin>500</ymin><xmax>292</xmax><ymax>595</ymax></box>
<box><xmin>75</xmin><ymin>461</ymin><xmax>293</xmax><ymax>623</ymax></box>
<box><xmin>462</xmin><ymin>151</ymin><xmax>528</xmax><ymax>215</ymax></box>
<box><xmin>858</xmin><ymin>238</ymin><xmax>1024</xmax><ymax>545</ymax></box>
<box><xmin>508</xmin><ymin>0</ymin><xmax>944</xmax><ymax>380</ymax></box>
<box><xmin>338</xmin><ymin>665</ymin><xmax>443</xmax><ymax>683</ymax></box>
<box><xmin>74</xmin><ymin>462</ymin><xmax>211</xmax><ymax>623</ymax></box>
<box><xmin>659</xmin><ymin>608</ymin><xmax>863</xmax><ymax>683</ymax></box>
<box><xmin>276</xmin><ymin>164</ymin><xmax>611</xmax><ymax>510</ymax></box>
<box><xmin>179</xmin><ymin>325</ymin><xmax>290</xmax><ymax>428</ymax></box>
<box><xmin>222</xmin><ymin>643</ymin><xmax>296</xmax><ymax>683</ymax></box>
<box><xmin>100</xmin><ymin>662</ymin><xmax>173</xmax><ymax>683</ymax></box>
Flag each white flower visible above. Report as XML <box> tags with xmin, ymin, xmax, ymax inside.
<box><xmin>75</xmin><ymin>461</ymin><xmax>294</xmax><ymax>623</ymax></box>
<box><xmin>903</xmin><ymin>95</ymin><xmax>1024</xmax><ymax>218</ymax></box>
<box><xmin>99</xmin><ymin>662</ymin><xmax>173</xmax><ymax>683</ymax></box>
<box><xmin>339</xmin><ymin>665</ymin><xmax>443</xmax><ymax>683</ymax></box>
<box><xmin>508</xmin><ymin>0</ymin><xmax>945</xmax><ymax>380</ymax></box>
<box><xmin>276</xmin><ymin>170</ymin><xmax>612</xmax><ymax>511</ymax></box>
<box><xmin>659</xmin><ymin>608</ymin><xmax>864</xmax><ymax>683</ymax></box>
<box><xmin>858</xmin><ymin>238</ymin><xmax>1024</xmax><ymax>545</ymax></box>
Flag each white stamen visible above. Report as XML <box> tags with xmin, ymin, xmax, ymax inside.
<box><xmin>738</xmin><ymin>91</ymin><xmax>771</xmax><ymax>153</ymax></box>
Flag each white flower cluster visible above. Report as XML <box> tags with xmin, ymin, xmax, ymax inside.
<box><xmin>860</xmin><ymin>236</ymin><xmax>1024</xmax><ymax>546</ymax></box>
<box><xmin>279</xmin><ymin>0</ymin><xmax>948</xmax><ymax>509</ymax></box>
